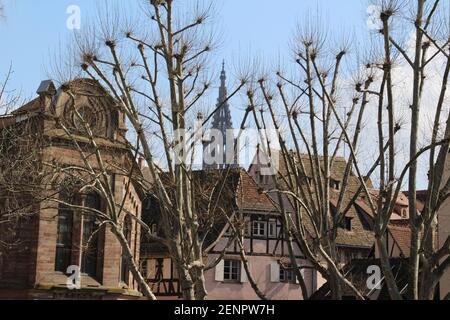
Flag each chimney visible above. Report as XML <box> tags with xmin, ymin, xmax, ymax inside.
<box><xmin>138</xmin><ymin>156</ymin><xmax>145</xmax><ymax>170</ymax></box>
<box><xmin>36</xmin><ymin>80</ymin><xmax>56</xmax><ymax>111</ymax></box>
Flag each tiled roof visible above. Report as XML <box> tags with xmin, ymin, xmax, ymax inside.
<box><xmin>236</xmin><ymin>170</ymin><xmax>277</xmax><ymax>212</ymax></box>
<box><xmin>149</xmin><ymin>168</ymin><xmax>277</xmax><ymax>213</ymax></box>
<box><xmin>252</xmin><ymin>149</ymin><xmax>376</xmax><ymax>248</ymax></box>
<box><xmin>310</xmin><ymin>258</ymin><xmax>410</xmax><ymax>300</ymax></box>
<box><xmin>400</xmin><ymin>190</ymin><xmax>428</xmax><ymax>213</ymax></box>
<box><xmin>141</xmin><ymin>168</ymin><xmax>279</xmax><ymax>256</ymax></box>
<box><xmin>388</xmin><ymin>223</ymin><xmax>411</xmax><ymax>257</ymax></box>
<box><xmin>12</xmin><ymin>97</ymin><xmax>42</xmax><ymax>115</ymax></box>
<box><xmin>329</xmin><ymin>195</ymin><xmax>375</xmax><ymax>248</ymax></box>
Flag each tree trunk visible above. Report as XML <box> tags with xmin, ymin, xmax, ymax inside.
<box><xmin>376</xmin><ymin>234</ymin><xmax>403</xmax><ymax>300</ymax></box>
<box><xmin>179</xmin><ymin>268</ymin><xmax>196</xmax><ymax>300</ymax></box>
<box><xmin>111</xmin><ymin>226</ymin><xmax>157</xmax><ymax>300</ymax></box>
<box><xmin>408</xmin><ymin>0</ymin><xmax>425</xmax><ymax>300</ymax></box>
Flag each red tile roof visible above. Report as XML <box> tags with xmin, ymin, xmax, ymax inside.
<box><xmin>402</xmin><ymin>190</ymin><xmax>428</xmax><ymax>212</ymax></box>
<box><xmin>236</xmin><ymin>170</ymin><xmax>277</xmax><ymax>212</ymax></box>
<box><xmin>388</xmin><ymin>224</ymin><xmax>411</xmax><ymax>257</ymax></box>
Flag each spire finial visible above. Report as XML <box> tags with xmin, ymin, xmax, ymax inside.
<box><xmin>220</xmin><ymin>60</ymin><xmax>226</xmax><ymax>88</ymax></box>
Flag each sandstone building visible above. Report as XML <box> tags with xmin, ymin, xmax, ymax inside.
<box><xmin>0</xmin><ymin>79</ymin><xmax>144</xmax><ymax>299</ymax></box>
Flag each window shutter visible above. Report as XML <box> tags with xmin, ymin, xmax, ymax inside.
<box><xmin>296</xmin><ymin>268</ymin><xmax>305</xmax><ymax>284</ymax></box>
<box><xmin>240</xmin><ymin>261</ymin><xmax>248</xmax><ymax>283</ymax></box>
<box><xmin>245</xmin><ymin>218</ymin><xmax>251</xmax><ymax>236</ymax></box>
<box><xmin>270</xmin><ymin>262</ymin><xmax>280</xmax><ymax>282</ymax></box>
<box><xmin>215</xmin><ymin>260</ymin><xmax>224</xmax><ymax>282</ymax></box>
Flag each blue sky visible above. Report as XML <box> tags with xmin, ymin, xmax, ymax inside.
<box><xmin>0</xmin><ymin>0</ymin><xmax>371</xmax><ymax>99</ymax></box>
<box><xmin>0</xmin><ymin>1</ymin><xmax>441</xmax><ymax>189</ymax></box>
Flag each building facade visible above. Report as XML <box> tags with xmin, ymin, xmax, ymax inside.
<box><xmin>0</xmin><ymin>79</ymin><xmax>144</xmax><ymax>299</ymax></box>
<box><xmin>248</xmin><ymin>149</ymin><xmax>375</xmax><ymax>267</ymax></box>
<box><xmin>140</xmin><ymin>169</ymin><xmax>314</xmax><ymax>300</ymax></box>
<box><xmin>439</xmin><ymin>159</ymin><xmax>450</xmax><ymax>299</ymax></box>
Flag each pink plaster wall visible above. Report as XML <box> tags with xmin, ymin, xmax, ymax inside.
<box><xmin>204</xmin><ymin>254</ymin><xmax>311</xmax><ymax>300</ymax></box>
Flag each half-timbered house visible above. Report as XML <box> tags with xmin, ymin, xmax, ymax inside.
<box><xmin>140</xmin><ymin>168</ymin><xmax>315</xmax><ymax>300</ymax></box>
<box><xmin>249</xmin><ymin>149</ymin><xmax>376</xmax><ymax>267</ymax></box>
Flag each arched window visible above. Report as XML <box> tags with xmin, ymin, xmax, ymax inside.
<box><xmin>81</xmin><ymin>193</ymin><xmax>101</xmax><ymax>277</ymax></box>
<box><xmin>55</xmin><ymin>190</ymin><xmax>74</xmax><ymax>272</ymax></box>
<box><xmin>120</xmin><ymin>215</ymin><xmax>132</xmax><ymax>285</ymax></box>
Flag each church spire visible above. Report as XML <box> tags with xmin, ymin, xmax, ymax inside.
<box><xmin>220</xmin><ymin>60</ymin><xmax>226</xmax><ymax>96</ymax></box>
<box><xmin>212</xmin><ymin>61</ymin><xmax>233</xmax><ymax>132</ymax></box>
<box><xmin>203</xmin><ymin>62</ymin><xmax>237</xmax><ymax>170</ymax></box>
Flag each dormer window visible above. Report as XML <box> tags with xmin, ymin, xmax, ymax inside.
<box><xmin>401</xmin><ymin>209</ymin><xmax>408</xmax><ymax>218</ymax></box>
<box><xmin>330</xmin><ymin>179</ymin><xmax>341</xmax><ymax>190</ymax></box>
<box><xmin>343</xmin><ymin>217</ymin><xmax>352</xmax><ymax>231</ymax></box>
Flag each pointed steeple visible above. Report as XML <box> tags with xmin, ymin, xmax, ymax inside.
<box><xmin>212</xmin><ymin>61</ymin><xmax>233</xmax><ymax>132</ymax></box>
<box><xmin>219</xmin><ymin>60</ymin><xmax>227</xmax><ymax>99</ymax></box>
<box><xmin>203</xmin><ymin>62</ymin><xmax>237</xmax><ymax>170</ymax></box>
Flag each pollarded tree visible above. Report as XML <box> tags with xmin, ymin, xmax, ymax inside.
<box><xmin>54</xmin><ymin>0</ymin><xmax>250</xmax><ymax>300</ymax></box>
<box><xmin>252</xmin><ymin>0</ymin><xmax>450</xmax><ymax>300</ymax></box>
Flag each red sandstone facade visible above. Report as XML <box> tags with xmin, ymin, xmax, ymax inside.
<box><xmin>0</xmin><ymin>79</ymin><xmax>144</xmax><ymax>299</ymax></box>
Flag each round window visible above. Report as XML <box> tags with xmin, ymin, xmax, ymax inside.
<box><xmin>72</xmin><ymin>105</ymin><xmax>98</xmax><ymax>132</ymax></box>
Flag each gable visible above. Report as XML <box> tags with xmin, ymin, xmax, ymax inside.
<box><xmin>51</xmin><ymin>78</ymin><xmax>121</xmax><ymax>140</ymax></box>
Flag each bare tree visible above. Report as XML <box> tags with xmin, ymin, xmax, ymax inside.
<box><xmin>247</xmin><ymin>34</ymin><xmax>378</xmax><ymax>299</ymax></box>
<box><xmin>0</xmin><ymin>78</ymin><xmax>46</xmax><ymax>261</ymax></box>
<box><xmin>0</xmin><ymin>117</ymin><xmax>44</xmax><ymax>247</ymax></box>
<box><xmin>0</xmin><ymin>1</ymin><xmax>4</xmax><ymax>20</ymax></box>
<box><xmin>251</xmin><ymin>0</ymin><xmax>450</xmax><ymax>300</ymax></box>
<box><xmin>3</xmin><ymin>0</ymin><xmax>446</xmax><ymax>301</ymax></box>
<box><xmin>361</xmin><ymin>0</ymin><xmax>450</xmax><ymax>300</ymax></box>
<box><xmin>49</xmin><ymin>0</ymin><xmax>253</xmax><ymax>300</ymax></box>
<box><xmin>0</xmin><ymin>65</ymin><xmax>20</xmax><ymax>115</ymax></box>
